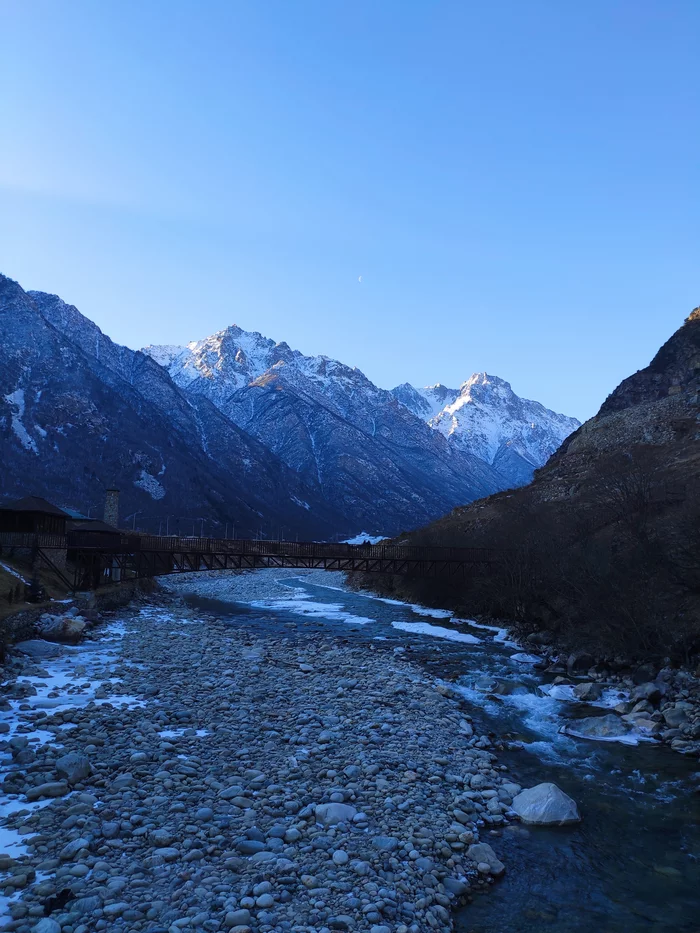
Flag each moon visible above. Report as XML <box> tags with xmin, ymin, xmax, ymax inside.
<box><xmin>358</xmin><ymin>275</ymin><xmax>362</xmax><ymax>283</ymax></box>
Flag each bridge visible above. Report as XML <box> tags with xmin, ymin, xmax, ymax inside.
<box><xmin>0</xmin><ymin>532</ymin><xmax>500</xmax><ymax>593</ymax></box>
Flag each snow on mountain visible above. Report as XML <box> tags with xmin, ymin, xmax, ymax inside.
<box><xmin>390</xmin><ymin>383</ymin><xmax>460</xmax><ymax>420</ymax></box>
<box><xmin>3</xmin><ymin>282</ymin><xmax>343</xmax><ymax>537</ymax></box>
<box><xmin>394</xmin><ymin>372</ymin><xmax>580</xmax><ymax>484</ymax></box>
<box><xmin>144</xmin><ymin>329</ymin><xmax>506</xmax><ymax>532</ymax></box>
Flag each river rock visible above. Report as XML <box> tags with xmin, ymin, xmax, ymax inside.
<box><xmin>632</xmin><ymin>662</ymin><xmax>658</xmax><ymax>685</ymax></box>
<box><xmin>466</xmin><ymin>842</ymin><xmax>505</xmax><ymax>876</ymax></box>
<box><xmin>511</xmin><ymin>782</ymin><xmax>581</xmax><ymax>825</ymax></box>
<box><xmin>14</xmin><ymin>640</ymin><xmax>61</xmax><ymax>660</ymax></box>
<box><xmin>26</xmin><ymin>781</ymin><xmax>69</xmax><ymax>802</ymax></box>
<box><xmin>36</xmin><ymin>613</ymin><xmax>87</xmax><ymax>643</ymax></box>
<box><xmin>55</xmin><ymin>751</ymin><xmax>91</xmax><ymax>784</ymax></box>
<box><xmin>563</xmin><ymin>713</ymin><xmax>631</xmax><ymax>741</ymax></box>
<box><xmin>31</xmin><ymin>920</ymin><xmax>61</xmax><ymax>933</ymax></box>
<box><xmin>573</xmin><ymin>682</ymin><xmax>603</xmax><ymax>701</ymax></box>
<box><xmin>567</xmin><ymin>652</ymin><xmax>594</xmax><ymax>675</ymax></box>
<box><xmin>315</xmin><ymin>802</ymin><xmax>357</xmax><ymax>825</ymax></box>
<box><xmin>663</xmin><ymin>706</ymin><xmax>690</xmax><ymax>727</ymax></box>
<box><xmin>630</xmin><ymin>682</ymin><xmax>662</xmax><ymax>704</ymax></box>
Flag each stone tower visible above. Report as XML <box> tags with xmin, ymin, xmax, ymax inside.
<box><xmin>104</xmin><ymin>488</ymin><xmax>120</xmax><ymax>528</ymax></box>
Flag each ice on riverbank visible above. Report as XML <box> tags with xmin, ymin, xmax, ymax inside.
<box><xmin>391</xmin><ymin>620</ymin><xmax>481</xmax><ymax>644</ymax></box>
<box><xmin>248</xmin><ymin>591</ymin><xmax>375</xmax><ymax>626</ymax></box>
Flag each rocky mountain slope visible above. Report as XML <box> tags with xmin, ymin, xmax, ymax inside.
<box><xmin>145</xmin><ymin>329</ymin><xmax>579</xmax><ymax>528</ymax></box>
<box><xmin>0</xmin><ymin>276</ymin><xmax>342</xmax><ymax>536</ymax></box>
<box><xmin>391</xmin><ymin>374</ymin><xmax>580</xmax><ymax>487</ymax></box>
<box><xmin>144</xmin><ymin>329</ymin><xmax>509</xmax><ymax>532</ymax></box>
<box><xmin>361</xmin><ymin>309</ymin><xmax>700</xmax><ymax>661</ymax></box>
<box><xmin>2</xmin><ymin>269</ymin><xmax>580</xmax><ymax>538</ymax></box>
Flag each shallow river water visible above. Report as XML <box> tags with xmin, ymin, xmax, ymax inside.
<box><xmin>183</xmin><ymin>572</ymin><xmax>700</xmax><ymax>933</ymax></box>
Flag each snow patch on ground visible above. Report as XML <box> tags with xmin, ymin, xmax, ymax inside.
<box><xmin>134</xmin><ymin>469</ymin><xmax>166</xmax><ymax>500</ymax></box>
<box><xmin>391</xmin><ymin>620</ymin><xmax>481</xmax><ymax>644</ymax></box>
<box><xmin>4</xmin><ymin>389</ymin><xmax>38</xmax><ymax>454</ymax></box>
<box><xmin>0</xmin><ymin>562</ymin><xmax>29</xmax><ymax>584</ymax></box>
<box><xmin>343</xmin><ymin>532</ymin><xmax>388</xmax><ymax>545</ymax></box>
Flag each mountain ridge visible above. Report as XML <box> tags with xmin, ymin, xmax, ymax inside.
<box><xmin>2</xmin><ymin>271</ymin><xmax>581</xmax><ymax>538</ymax></box>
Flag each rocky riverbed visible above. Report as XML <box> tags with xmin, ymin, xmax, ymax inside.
<box><xmin>0</xmin><ymin>587</ymin><xmax>533</xmax><ymax>933</ymax></box>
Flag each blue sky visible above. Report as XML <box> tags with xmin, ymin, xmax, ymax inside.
<box><xmin>1</xmin><ymin>0</ymin><xmax>697</xmax><ymax>420</ymax></box>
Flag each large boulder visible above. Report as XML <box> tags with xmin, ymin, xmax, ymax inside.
<box><xmin>36</xmin><ymin>613</ymin><xmax>87</xmax><ymax>644</ymax></box>
<box><xmin>466</xmin><ymin>842</ymin><xmax>505</xmax><ymax>876</ymax></box>
<box><xmin>511</xmin><ymin>783</ymin><xmax>581</xmax><ymax>825</ymax></box>
<box><xmin>630</xmin><ymin>682</ymin><xmax>662</xmax><ymax>705</ymax></box>
<box><xmin>572</xmin><ymin>682</ymin><xmax>603</xmax><ymax>701</ymax></box>
<box><xmin>563</xmin><ymin>713</ymin><xmax>631</xmax><ymax>741</ymax></box>
<box><xmin>567</xmin><ymin>653</ymin><xmax>594</xmax><ymax>675</ymax></box>
<box><xmin>14</xmin><ymin>640</ymin><xmax>61</xmax><ymax>660</ymax></box>
<box><xmin>632</xmin><ymin>662</ymin><xmax>658</xmax><ymax>685</ymax></box>
<box><xmin>55</xmin><ymin>752</ymin><xmax>91</xmax><ymax>784</ymax></box>
<box><xmin>314</xmin><ymin>803</ymin><xmax>357</xmax><ymax>826</ymax></box>
<box><xmin>663</xmin><ymin>705</ymin><xmax>691</xmax><ymax>727</ymax></box>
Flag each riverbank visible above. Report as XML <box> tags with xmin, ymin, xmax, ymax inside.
<box><xmin>0</xmin><ymin>587</ymin><xmax>525</xmax><ymax>932</ymax></box>
<box><xmin>345</xmin><ymin>573</ymin><xmax>700</xmax><ymax>762</ymax></box>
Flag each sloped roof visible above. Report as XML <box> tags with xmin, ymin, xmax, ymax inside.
<box><xmin>67</xmin><ymin>519</ymin><xmax>120</xmax><ymax>533</ymax></box>
<box><xmin>0</xmin><ymin>496</ymin><xmax>70</xmax><ymax>517</ymax></box>
<box><xmin>62</xmin><ymin>508</ymin><xmax>89</xmax><ymax>519</ymax></box>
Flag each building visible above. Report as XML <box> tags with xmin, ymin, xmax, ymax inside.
<box><xmin>0</xmin><ymin>497</ymin><xmax>70</xmax><ymax>535</ymax></box>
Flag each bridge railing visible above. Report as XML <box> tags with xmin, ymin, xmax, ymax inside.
<box><xmin>0</xmin><ymin>532</ymin><xmax>500</xmax><ymax>564</ymax></box>
<box><xmin>105</xmin><ymin>535</ymin><xmax>499</xmax><ymax>563</ymax></box>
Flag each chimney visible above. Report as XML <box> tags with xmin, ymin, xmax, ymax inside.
<box><xmin>104</xmin><ymin>488</ymin><xmax>120</xmax><ymax>528</ymax></box>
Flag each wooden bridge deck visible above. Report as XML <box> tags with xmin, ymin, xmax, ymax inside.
<box><xmin>0</xmin><ymin>532</ymin><xmax>500</xmax><ymax>592</ymax></box>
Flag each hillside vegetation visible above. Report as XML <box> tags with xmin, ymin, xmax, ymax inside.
<box><xmin>354</xmin><ymin>309</ymin><xmax>700</xmax><ymax>663</ymax></box>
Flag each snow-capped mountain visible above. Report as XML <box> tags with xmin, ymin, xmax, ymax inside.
<box><xmin>1</xmin><ymin>269</ymin><xmax>580</xmax><ymax>538</ymax></box>
<box><xmin>390</xmin><ymin>383</ymin><xmax>460</xmax><ymax>420</ymax></box>
<box><xmin>144</xmin><ymin>330</ymin><xmax>505</xmax><ymax>533</ymax></box>
<box><xmin>391</xmin><ymin>373</ymin><xmax>580</xmax><ymax>485</ymax></box>
<box><xmin>1</xmin><ymin>278</ymin><xmax>343</xmax><ymax>537</ymax></box>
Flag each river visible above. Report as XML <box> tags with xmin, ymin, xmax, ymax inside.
<box><xmin>179</xmin><ymin>570</ymin><xmax>700</xmax><ymax>933</ymax></box>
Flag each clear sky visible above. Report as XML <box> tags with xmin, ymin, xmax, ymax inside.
<box><xmin>1</xmin><ymin>1</ymin><xmax>698</xmax><ymax>420</ymax></box>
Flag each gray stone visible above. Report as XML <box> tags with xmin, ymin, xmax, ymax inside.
<box><xmin>630</xmin><ymin>682</ymin><xmax>662</xmax><ymax>704</ymax></box>
<box><xmin>511</xmin><ymin>783</ymin><xmax>580</xmax><ymax>825</ymax></box>
<box><xmin>372</xmin><ymin>835</ymin><xmax>399</xmax><ymax>852</ymax></box>
<box><xmin>314</xmin><ymin>802</ymin><xmax>357</xmax><ymax>825</ymax></box>
<box><xmin>467</xmin><ymin>842</ymin><xmax>505</xmax><ymax>876</ymax></box>
<box><xmin>443</xmin><ymin>876</ymin><xmax>469</xmax><ymax>897</ymax></box>
<box><xmin>15</xmin><ymin>640</ymin><xmax>61</xmax><ymax>660</ymax></box>
<box><xmin>572</xmin><ymin>682</ymin><xmax>603</xmax><ymax>701</ymax></box>
<box><xmin>55</xmin><ymin>752</ymin><xmax>91</xmax><ymax>784</ymax></box>
<box><xmin>664</xmin><ymin>707</ymin><xmax>689</xmax><ymax>727</ymax></box>
<box><xmin>31</xmin><ymin>920</ymin><xmax>61</xmax><ymax>933</ymax></box>
<box><xmin>26</xmin><ymin>781</ymin><xmax>69</xmax><ymax>802</ymax></box>
<box><xmin>60</xmin><ymin>837</ymin><xmax>90</xmax><ymax>860</ymax></box>
<box><xmin>225</xmin><ymin>909</ymin><xmax>251</xmax><ymax>927</ymax></box>
<box><xmin>563</xmin><ymin>713</ymin><xmax>631</xmax><ymax>741</ymax></box>
<box><xmin>567</xmin><ymin>652</ymin><xmax>594</xmax><ymax>675</ymax></box>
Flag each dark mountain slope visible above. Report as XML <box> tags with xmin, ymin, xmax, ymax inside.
<box><xmin>0</xmin><ymin>276</ymin><xmax>342</xmax><ymax>536</ymax></box>
<box><xmin>356</xmin><ymin>309</ymin><xmax>700</xmax><ymax>661</ymax></box>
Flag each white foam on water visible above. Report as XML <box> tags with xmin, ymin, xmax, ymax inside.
<box><xmin>391</xmin><ymin>621</ymin><xmax>481</xmax><ymax>644</ymax></box>
<box><xmin>510</xmin><ymin>652</ymin><xmax>542</xmax><ymax>664</ymax></box>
